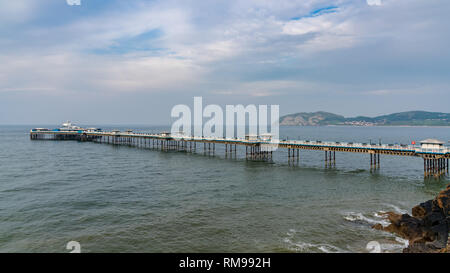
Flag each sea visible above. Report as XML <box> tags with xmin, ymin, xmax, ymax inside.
<box><xmin>0</xmin><ymin>125</ymin><xmax>449</xmax><ymax>253</ymax></box>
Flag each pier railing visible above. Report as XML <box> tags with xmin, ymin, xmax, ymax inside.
<box><xmin>29</xmin><ymin>129</ymin><xmax>449</xmax><ymax>177</ymax></box>
<box><xmin>30</xmin><ymin>129</ymin><xmax>450</xmax><ymax>155</ymax></box>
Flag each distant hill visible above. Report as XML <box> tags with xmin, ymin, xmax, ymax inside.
<box><xmin>279</xmin><ymin>111</ymin><xmax>450</xmax><ymax>126</ymax></box>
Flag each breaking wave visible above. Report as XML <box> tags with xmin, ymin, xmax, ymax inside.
<box><xmin>384</xmin><ymin>204</ymin><xmax>408</xmax><ymax>214</ymax></box>
<box><xmin>343</xmin><ymin>211</ymin><xmax>390</xmax><ymax>227</ymax></box>
<box><xmin>283</xmin><ymin>229</ymin><xmax>347</xmax><ymax>253</ymax></box>
<box><xmin>342</xmin><ymin>207</ymin><xmax>410</xmax><ymax>253</ymax></box>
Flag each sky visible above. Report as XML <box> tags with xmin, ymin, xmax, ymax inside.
<box><xmin>0</xmin><ymin>0</ymin><xmax>449</xmax><ymax>125</ymax></box>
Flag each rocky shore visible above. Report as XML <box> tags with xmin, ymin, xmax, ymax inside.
<box><xmin>373</xmin><ymin>184</ymin><xmax>450</xmax><ymax>253</ymax></box>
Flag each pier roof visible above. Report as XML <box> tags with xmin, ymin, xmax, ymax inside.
<box><xmin>420</xmin><ymin>139</ymin><xmax>444</xmax><ymax>145</ymax></box>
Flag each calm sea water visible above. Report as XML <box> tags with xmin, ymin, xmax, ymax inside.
<box><xmin>0</xmin><ymin>125</ymin><xmax>449</xmax><ymax>253</ymax></box>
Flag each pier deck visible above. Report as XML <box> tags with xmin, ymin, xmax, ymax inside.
<box><xmin>30</xmin><ymin>129</ymin><xmax>449</xmax><ymax>177</ymax></box>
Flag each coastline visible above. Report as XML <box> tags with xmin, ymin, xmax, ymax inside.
<box><xmin>373</xmin><ymin>184</ymin><xmax>450</xmax><ymax>253</ymax></box>
<box><xmin>280</xmin><ymin>124</ymin><xmax>450</xmax><ymax>128</ymax></box>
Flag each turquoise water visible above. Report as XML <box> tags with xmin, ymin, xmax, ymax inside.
<box><xmin>0</xmin><ymin>125</ymin><xmax>448</xmax><ymax>253</ymax></box>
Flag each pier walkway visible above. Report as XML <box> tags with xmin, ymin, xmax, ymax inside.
<box><xmin>30</xmin><ymin>128</ymin><xmax>449</xmax><ymax>177</ymax></box>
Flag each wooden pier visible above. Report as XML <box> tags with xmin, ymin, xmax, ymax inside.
<box><xmin>30</xmin><ymin>129</ymin><xmax>449</xmax><ymax>178</ymax></box>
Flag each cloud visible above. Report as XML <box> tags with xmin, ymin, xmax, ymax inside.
<box><xmin>1</xmin><ymin>0</ymin><xmax>450</xmax><ymax>123</ymax></box>
<box><xmin>362</xmin><ymin>86</ymin><xmax>448</xmax><ymax>96</ymax></box>
<box><xmin>281</xmin><ymin>6</ymin><xmax>358</xmax><ymax>52</ymax></box>
<box><xmin>283</xmin><ymin>15</ymin><xmax>335</xmax><ymax>35</ymax></box>
<box><xmin>0</xmin><ymin>53</ymin><xmax>204</xmax><ymax>95</ymax></box>
<box><xmin>367</xmin><ymin>0</ymin><xmax>382</xmax><ymax>6</ymax></box>
<box><xmin>363</xmin><ymin>89</ymin><xmax>396</xmax><ymax>95</ymax></box>
<box><xmin>0</xmin><ymin>1</ymin><xmax>37</xmax><ymax>24</ymax></box>
<box><xmin>212</xmin><ymin>80</ymin><xmax>324</xmax><ymax>97</ymax></box>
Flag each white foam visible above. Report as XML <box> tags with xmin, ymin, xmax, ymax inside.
<box><xmin>343</xmin><ymin>212</ymin><xmax>390</xmax><ymax>227</ymax></box>
<box><xmin>378</xmin><ymin>237</ymin><xmax>409</xmax><ymax>253</ymax></box>
<box><xmin>373</xmin><ymin>211</ymin><xmax>386</xmax><ymax>218</ymax></box>
<box><xmin>285</xmin><ymin>239</ymin><xmax>346</xmax><ymax>253</ymax></box>
<box><xmin>317</xmin><ymin>244</ymin><xmax>346</xmax><ymax>253</ymax></box>
<box><xmin>394</xmin><ymin>236</ymin><xmax>409</xmax><ymax>247</ymax></box>
<box><xmin>286</xmin><ymin>229</ymin><xmax>296</xmax><ymax>237</ymax></box>
<box><xmin>385</xmin><ymin>204</ymin><xmax>408</xmax><ymax>214</ymax></box>
<box><xmin>283</xmin><ymin>230</ymin><xmax>347</xmax><ymax>253</ymax></box>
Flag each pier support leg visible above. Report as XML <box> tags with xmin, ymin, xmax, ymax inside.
<box><xmin>424</xmin><ymin>158</ymin><xmax>427</xmax><ymax>176</ymax></box>
<box><xmin>447</xmin><ymin>158</ymin><xmax>448</xmax><ymax>173</ymax></box>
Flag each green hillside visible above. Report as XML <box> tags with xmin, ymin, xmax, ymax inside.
<box><xmin>280</xmin><ymin>111</ymin><xmax>450</xmax><ymax>126</ymax></box>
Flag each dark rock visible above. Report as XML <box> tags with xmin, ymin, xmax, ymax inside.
<box><xmin>372</xmin><ymin>223</ymin><xmax>384</xmax><ymax>231</ymax></box>
<box><xmin>373</xmin><ymin>184</ymin><xmax>450</xmax><ymax>253</ymax></box>
<box><xmin>436</xmin><ymin>185</ymin><xmax>450</xmax><ymax>216</ymax></box>
<box><xmin>403</xmin><ymin>242</ymin><xmax>441</xmax><ymax>253</ymax></box>
<box><xmin>412</xmin><ymin>200</ymin><xmax>433</xmax><ymax>218</ymax></box>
